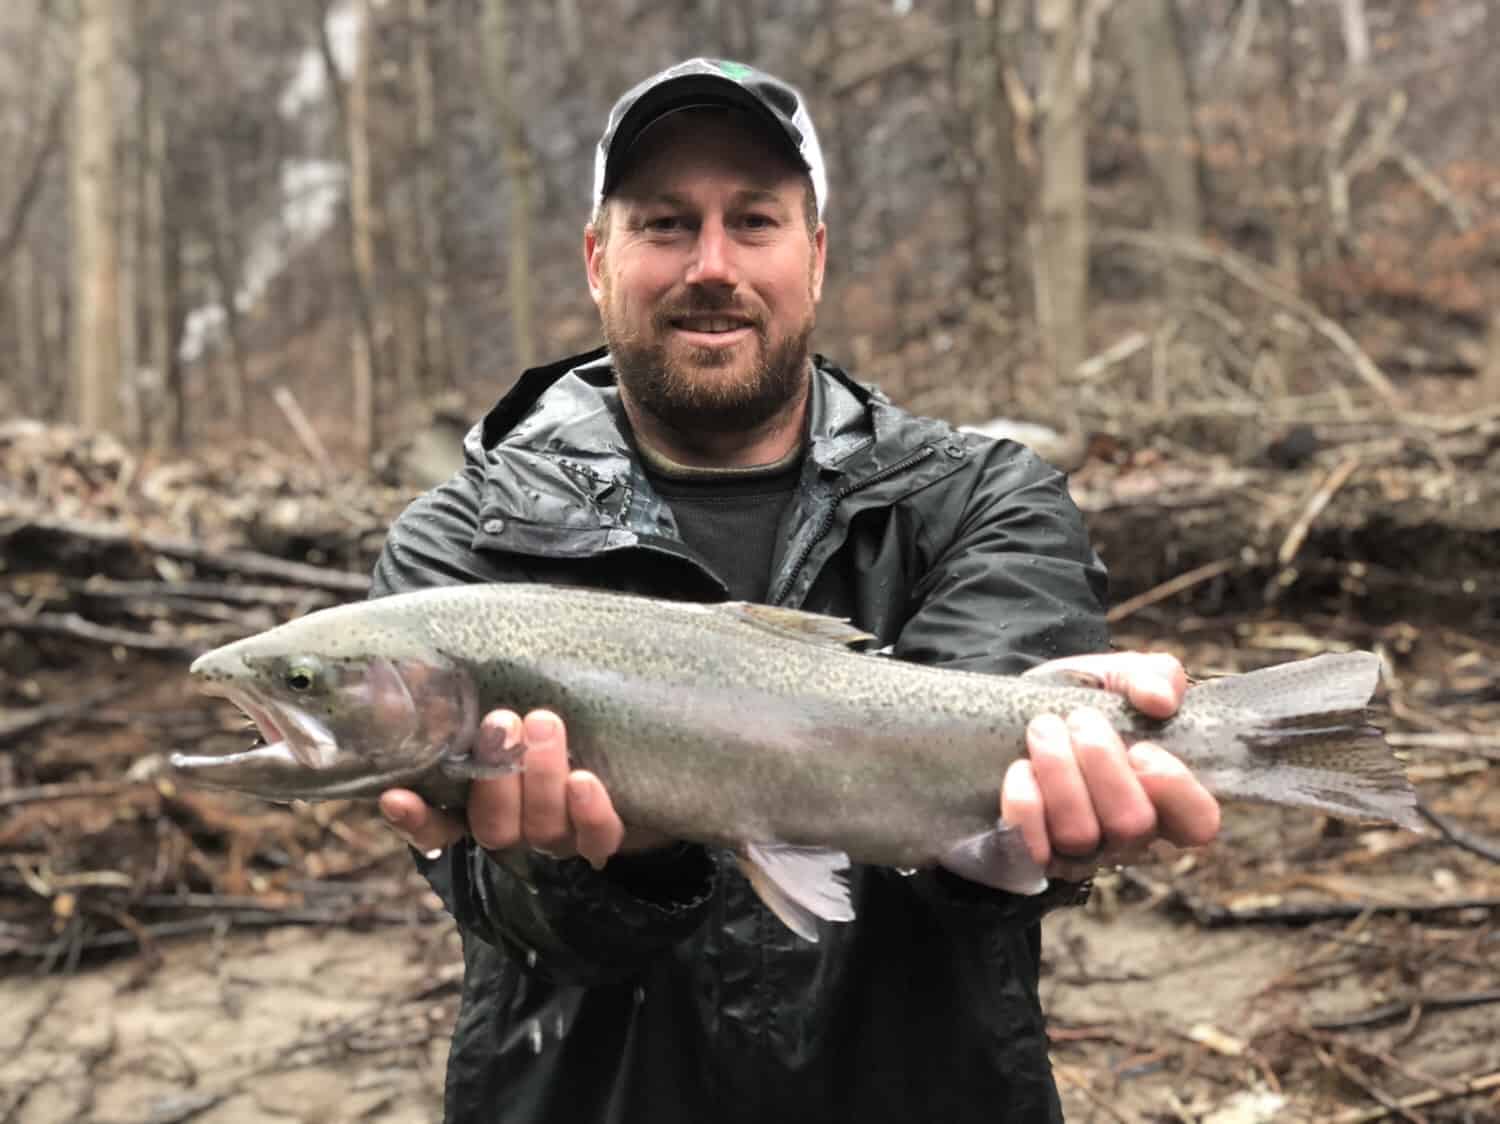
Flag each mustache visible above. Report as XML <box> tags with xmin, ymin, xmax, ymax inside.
<box><xmin>655</xmin><ymin>295</ymin><xmax>762</xmax><ymax>325</ymax></box>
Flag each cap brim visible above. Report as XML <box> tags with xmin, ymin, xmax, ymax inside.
<box><xmin>601</xmin><ymin>75</ymin><xmax>806</xmax><ymax>197</ymax></box>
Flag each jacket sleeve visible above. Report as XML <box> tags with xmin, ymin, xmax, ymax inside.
<box><xmin>371</xmin><ymin>468</ymin><xmax>719</xmax><ymax>985</ymax></box>
<box><xmin>894</xmin><ymin>438</ymin><xmax>1111</xmax><ymax>924</ymax></box>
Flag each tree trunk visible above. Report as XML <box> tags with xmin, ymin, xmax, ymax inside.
<box><xmin>316</xmin><ymin>0</ymin><xmax>382</xmax><ymax>463</ymax></box>
<box><xmin>407</xmin><ymin>0</ymin><xmax>453</xmax><ymax>391</ymax></box>
<box><xmin>118</xmin><ymin>16</ymin><xmax>143</xmax><ymax>446</ymax></box>
<box><xmin>482</xmin><ymin>0</ymin><xmax>538</xmax><ymax>371</ymax></box>
<box><xmin>141</xmin><ymin>45</ymin><xmax>176</xmax><ymax>449</ymax></box>
<box><xmin>348</xmin><ymin>0</ymin><xmax>379</xmax><ymax>462</ymax></box>
<box><xmin>12</xmin><ymin>244</ymin><xmax>44</xmax><ymax>417</ymax></box>
<box><xmin>1034</xmin><ymin>0</ymin><xmax>1090</xmax><ymax>383</ymax></box>
<box><xmin>1338</xmin><ymin>0</ymin><xmax>1370</xmax><ymax>72</ymax></box>
<box><xmin>208</xmin><ymin>140</ymin><xmax>250</xmax><ymax>429</ymax></box>
<box><xmin>1117</xmin><ymin>0</ymin><xmax>1202</xmax><ymax>307</ymax></box>
<box><xmin>70</xmin><ymin>0</ymin><xmax>122</xmax><ymax>433</ymax></box>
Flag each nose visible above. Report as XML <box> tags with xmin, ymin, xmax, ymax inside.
<box><xmin>685</xmin><ymin>217</ymin><xmax>737</xmax><ymax>289</ymax></box>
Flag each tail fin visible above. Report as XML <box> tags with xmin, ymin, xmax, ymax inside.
<box><xmin>1177</xmin><ymin>652</ymin><xmax>1425</xmax><ymax>833</ymax></box>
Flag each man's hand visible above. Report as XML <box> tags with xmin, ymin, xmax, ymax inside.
<box><xmin>378</xmin><ymin>709</ymin><xmax>669</xmax><ymax>870</ymax></box>
<box><xmin>1000</xmin><ymin>651</ymin><xmax>1222</xmax><ymax>881</ymax></box>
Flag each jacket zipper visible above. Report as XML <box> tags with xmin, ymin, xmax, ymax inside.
<box><xmin>771</xmin><ymin>444</ymin><xmax>939</xmax><ymax>606</ymax></box>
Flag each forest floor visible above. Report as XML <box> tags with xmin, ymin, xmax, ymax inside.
<box><xmin>3</xmin><ymin>413</ymin><xmax>1498</xmax><ymax>1123</ymax></box>
<box><xmin>3</xmin><ymin>646</ymin><xmax>1497</xmax><ymax>1124</ymax></box>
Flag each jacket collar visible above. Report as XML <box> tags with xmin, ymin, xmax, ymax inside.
<box><xmin>463</xmin><ymin>348</ymin><xmax>956</xmax><ymax>557</ymax></box>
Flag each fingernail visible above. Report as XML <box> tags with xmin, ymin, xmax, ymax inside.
<box><xmin>382</xmin><ymin>804</ymin><xmax>408</xmax><ymax>829</ymax></box>
<box><xmin>1128</xmin><ymin>743</ymin><xmax>1186</xmax><ymax>775</ymax></box>
<box><xmin>500</xmin><ymin>714</ymin><xmax>521</xmax><ymax>749</ymax></box>
<box><xmin>1027</xmin><ymin>713</ymin><xmax>1068</xmax><ymax>752</ymax></box>
<box><xmin>1065</xmin><ymin>706</ymin><xmax>1108</xmax><ymax>737</ymax></box>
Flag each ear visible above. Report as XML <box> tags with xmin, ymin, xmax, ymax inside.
<box><xmin>584</xmin><ymin>223</ymin><xmax>606</xmax><ymax>306</ymax></box>
<box><xmin>810</xmin><ymin>222</ymin><xmax>827</xmax><ymax>303</ymax></box>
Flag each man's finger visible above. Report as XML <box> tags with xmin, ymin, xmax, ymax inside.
<box><xmin>380</xmin><ymin>788</ymin><xmax>465</xmax><ymax>852</ymax></box>
<box><xmin>1128</xmin><ymin>743</ymin><xmax>1222</xmax><ymax>848</ymax></box>
<box><xmin>1066</xmin><ymin>708</ymin><xmax>1158</xmax><ymax>848</ymax></box>
<box><xmin>468</xmin><ymin>711</ymin><xmax>524</xmax><ymax>851</ymax></box>
<box><xmin>1025</xmin><ymin>712</ymin><xmax>1101</xmax><ymax>858</ymax></box>
<box><xmin>520</xmin><ymin>710</ymin><xmax>575</xmax><ymax>856</ymax></box>
<box><xmin>567</xmin><ymin>771</ymin><xmax>625</xmax><ymax>869</ymax></box>
<box><xmin>1000</xmin><ymin>759</ymin><xmax>1051</xmax><ymax>868</ymax></box>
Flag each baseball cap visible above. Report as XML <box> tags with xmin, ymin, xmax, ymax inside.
<box><xmin>593</xmin><ymin>58</ymin><xmax>828</xmax><ymax>218</ymax></box>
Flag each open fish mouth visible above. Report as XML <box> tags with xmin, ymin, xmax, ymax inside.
<box><xmin>185</xmin><ymin>681</ymin><xmax>340</xmax><ymax>771</ymax></box>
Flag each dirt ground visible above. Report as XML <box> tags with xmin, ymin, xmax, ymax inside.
<box><xmin>5</xmin><ymin>806</ymin><xmax>1498</xmax><ymax>1124</ymax></box>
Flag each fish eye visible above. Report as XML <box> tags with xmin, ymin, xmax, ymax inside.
<box><xmin>285</xmin><ymin>664</ymin><xmax>318</xmax><ymax>692</ymax></box>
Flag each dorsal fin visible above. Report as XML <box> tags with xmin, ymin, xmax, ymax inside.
<box><xmin>717</xmin><ymin>603</ymin><xmax>875</xmax><ymax>649</ymax></box>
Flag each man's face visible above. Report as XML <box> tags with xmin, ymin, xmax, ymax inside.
<box><xmin>585</xmin><ymin>110</ymin><xmax>827</xmax><ymax>436</ymax></box>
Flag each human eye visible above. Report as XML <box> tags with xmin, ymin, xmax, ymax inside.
<box><xmin>642</xmin><ymin>213</ymin><xmax>688</xmax><ymax>234</ymax></box>
<box><xmin>737</xmin><ymin>211</ymin><xmax>778</xmax><ymax>232</ymax></box>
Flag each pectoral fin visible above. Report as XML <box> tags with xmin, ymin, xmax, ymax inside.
<box><xmin>737</xmin><ymin>842</ymin><xmax>856</xmax><ymax>942</ymax></box>
<box><xmin>938</xmin><ymin>820</ymin><xmax>1049</xmax><ymax>896</ymax></box>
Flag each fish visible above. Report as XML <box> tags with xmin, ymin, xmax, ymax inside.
<box><xmin>175</xmin><ymin>582</ymin><xmax>1424</xmax><ymax>940</ymax></box>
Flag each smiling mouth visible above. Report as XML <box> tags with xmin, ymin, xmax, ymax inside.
<box><xmin>669</xmin><ymin>315</ymin><xmax>755</xmax><ymax>336</ymax></box>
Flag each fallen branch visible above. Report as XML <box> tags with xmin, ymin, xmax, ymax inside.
<box><xmin>1310</xmin><ymin>989</ymin><xmax>1500</xmax><ymax>1031</ymax></box>
<box><xmin>1106</xmin><ymin>558</ymin><xmax>1239</xmax><ymax>624</ymax></box>
<box><xmin>0</xmin><ymin>683</ymin><xmax>137</xmax><ymax>745</ymax></box>
<box><xmin>1183</xmin><ymin>895</ymin><xmax>1500</xmax><ymax>927</ymax></box>
<box><xmin>1329</xmin><ymin>1069</ymin><xmax>1500</xmax><ymax>1124</ymax></box>
<box><xmin>0</xmin><ymin>511</ymin><xmax>370</xmax><ymax>594</ymax></box>
<box><xmin>1416</xmin><ymin>804</ymin><xmax>1500</xmax><ymax>864</ymax></box>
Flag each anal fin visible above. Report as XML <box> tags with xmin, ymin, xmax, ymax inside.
<box><xmin>738</xmin><ymin>842</ymin><xmax>855</xmax><ymax>942</ymax></box>
<box><xmin>938</xmin><ymin>820</ymin><xmax>1049</xmax><ymax>896</ymax></box>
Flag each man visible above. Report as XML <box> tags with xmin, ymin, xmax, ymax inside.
<box><xmin>373</xmin><ymin>59</ymin><xmax>1219</xmax><ymax>1123</ymax></box>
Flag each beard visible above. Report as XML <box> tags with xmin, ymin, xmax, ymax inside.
<box><xmin>601</xmin><ymin>290</ymin><xmax>815</xmax><ymax>436</ymax></box>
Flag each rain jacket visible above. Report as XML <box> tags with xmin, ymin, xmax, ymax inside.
<box><xmin>370</xmin><ymin>348</ymin><xmax>1111</xmax><ymax>1124</ymax></box>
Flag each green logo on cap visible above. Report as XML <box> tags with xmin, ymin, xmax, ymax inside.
<box><xmin>716</xmin><ymin>61</ymin><xmax>753</xmax><ymax>81</ymax></box>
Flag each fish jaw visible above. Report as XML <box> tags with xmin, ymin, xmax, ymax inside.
<box><xmin>182</xmin><ymin>640</ymin><xmax>485</xmax><ymax>803</ymax></box>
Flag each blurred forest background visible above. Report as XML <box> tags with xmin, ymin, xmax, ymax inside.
<box><xmin>4</xmin><ymin>0</ymin><xmax>1498</xmax><ymax>461</ymax></box>
<box><xmin>4</xmin><ymin>3</ymin><xmax>1500</xmax><ymax>1122</ymax></box>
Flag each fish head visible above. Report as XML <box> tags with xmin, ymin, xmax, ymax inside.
<box><xmin>174</xmin><ymin>618</ymin><xmax>480</xmax><ymax>802</ymax></box>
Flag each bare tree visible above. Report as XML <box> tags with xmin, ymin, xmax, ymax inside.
<box><xmin>1338</xmin><ymin>0</ymin><xmax>1370</xmax><ymax>72</ymax></box>
<box><xmin>482</xmin><ymin>0</ymin><xmax>538</xmax><ymax>371</ymax></box>
<box><xmin>1033</xmin><ymin>0</ymin><xmax>1091</xmax><ymax>384</ymax></box>
<box><xmin>1116</xmin><ymin>0</ymin><xmax>1202</xmax><ymax>305</ymax></box>
<box><xmin>406</xmin><ymin>0</ymin><xmax>454</xmax><ymax>390</ymax></box>
<box><xmin>69</xmin><ymin>0</ymin><xmax>122</xmax><ymax>433</ymax></box>
<box><xmin>316</xmin><ymin>0</ymin><xmax>383</xmax><ymax>462</ymax></box>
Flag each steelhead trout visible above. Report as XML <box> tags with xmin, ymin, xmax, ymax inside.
<box><xmin>176</xmin><ymin>583</ymin><xmax>1422</xmax><ymax>939</ymax></box>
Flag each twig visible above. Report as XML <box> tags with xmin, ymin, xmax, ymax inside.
<box><xmin>1098</xmin><ymin>229</ymin><xmax>1405</xmax><ymax>409</ymax></box>
<box><xmin>1416</xmin><ymin>805</ymin><xmax>1500</xmax><ymax>864</ymax></box>
<box><xmin>1313</xmin><ymin>1044</ymin><xmax>1424</xmax><ymax>1124</ymax></box>
<box><xmin>1106</xmin><ymin>558</ymin><xmax>1239</xmax><ymax>623</ymax></box>
<box><xmin>0</xmin><ymin>683</ymin><xmax>137</xmax><ymax>744</ymax></box>
<box><xmin>1183</xmin><ymin>895</ymin><xmax>1500</xmax><ymax>927</ymax></box>
<box><xmin>0</xmin><ymin>601</ymin><xmax>209</xmax><ymax>654</ymax></box>
<box><xmin>0</xmin><ymin>512</ymin><xmax>370</xmax><ymax>593</ymax></box>
<box><xmin>1310</xmin><ymin>990</ymin><xmax>1500</xmax><ymax>1031</ymax></box>
<box><xmin>1277</xmin><ymin>456</ymin><xmax>1363</xmax><ymax>567</ymax></box>
<box><xmin>271</xmin><ymin>385</ymin><xmax>337</xmax><ymax>477</ymax></box>
<box><xmin>0</xmin><ymin>779</ymin><xmax>157</xmax><ymax>809</ymax></box>
<box><xmin>1329</xmin><ymin>1069</ymin><xmax>1500</xmax><ymax>1123</ymax></box>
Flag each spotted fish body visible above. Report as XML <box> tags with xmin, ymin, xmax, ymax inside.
<box><xmin>177</xmin><ymin>583</ymin><xmax>1423</xmax><ymax>939</ymax></box>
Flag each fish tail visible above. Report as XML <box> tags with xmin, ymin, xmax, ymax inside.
<box><xmin>1166</xmin><ymin>652</ymin><xmax>1424</xmax><ymax>832</ymax></box>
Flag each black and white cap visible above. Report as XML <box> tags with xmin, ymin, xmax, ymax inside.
<box><xmin>593</xmin><ymin>58</ymin><xmax>828</xmax><ymax>218</ymax></box>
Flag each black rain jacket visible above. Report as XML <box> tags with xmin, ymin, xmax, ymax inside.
<box><xmin>370</xmin><ymin>348</ymin><xmax>1111</xmax><ymax>1124</ymax></box>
